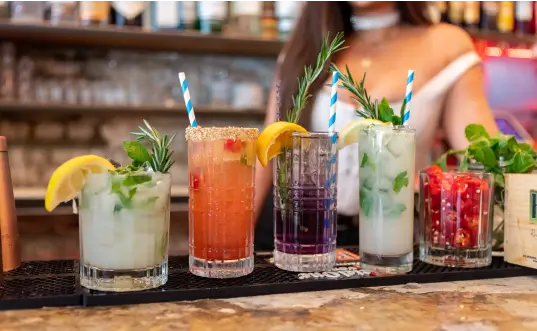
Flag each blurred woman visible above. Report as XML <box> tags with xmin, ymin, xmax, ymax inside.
<box><xmin>254</xmin><ymin>1</ymin><xmax>499</xmax><ymax>250</ymax></box>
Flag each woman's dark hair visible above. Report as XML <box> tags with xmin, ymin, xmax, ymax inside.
<box><xmin>277</xmin><ymin>1</ymin><xmax>433</xmax><ymax>128</ymax></box>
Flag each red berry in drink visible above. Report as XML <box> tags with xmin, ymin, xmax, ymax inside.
<box><xmin>224</xmin><ymin>139</ymin><xmax>245</xmax><ymax>153</ymax></box>
<box><xmin>453</xmin><ymin>228</ymin><xmax>472</xmax><ymax>248</ymax></box>
<box><xmin>190</xmin><ymin>173</ymin><xmax>200</xmax><ymax>189</ymax></box>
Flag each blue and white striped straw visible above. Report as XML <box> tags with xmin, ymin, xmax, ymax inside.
<box><xmin>402</xmin><ymin>70</ymin><xmax>414</xmax><ymax>126</ymax></box>
<box><xmin>325</xmin><ymin>71</ymin><xmax>339</xmax><ymax>226</ymax></box>
<box><xmin>178</xmin><ymin>72</ymin><xmax>197</xmax><ymax>128</ymax></box>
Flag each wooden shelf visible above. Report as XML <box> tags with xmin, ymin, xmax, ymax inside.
<box><xmin>0</xmin><ymin>101</ymin><xmax>266</xmax><ymax>117</ymax></box>
<box><xmin>0</xmin><ymin>21</ymin><xmax>284</xmax><ymax>57</ymax></box>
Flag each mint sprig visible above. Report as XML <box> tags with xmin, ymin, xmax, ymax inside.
<box><xmin>126</xmin><ymin>120</ymin><xmax>176</xmax><ymax>173</ymax></box>
<box><xmin>435</xmin><ymin>124</ymin><xmax>537</xmax><ymax>189</ymax></box>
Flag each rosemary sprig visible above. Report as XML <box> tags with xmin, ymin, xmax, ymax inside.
<box><xmin>286</xmin><ymin>31</ymin><xmax>347</xmax><ymax>123</ymax></box>
<box><xmin>331</xmin><ymin>65</ymin><xmax>406</xmax><ymax>125</ymax></box>
<box><xmin>330</xmin><ymin>64</ymin><xmax>377</xmax><ymax>119</ymax></box>
<box><xmin>129</xmin><ymin>120</ymin><xmax>176</xmax><ymax>173</ymax></box>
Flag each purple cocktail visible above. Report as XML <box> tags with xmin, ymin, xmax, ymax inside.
<box><xmin>273</xmin><ymin>132</ymin><xmax>338</xmax><ymax>272</ymax></box>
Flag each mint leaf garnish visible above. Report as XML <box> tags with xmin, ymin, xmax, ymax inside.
<box><xmin>123</xmin><ymin>174</ymin><xmax>152</xmax><ymax>187</ymax></box>
<box><xmin>123</xmin><ymin>140</ymin><xmax>151</xmax><ymax>164</ymax></box>
<box><xmin>360</xmin><ymin>152</ymin><xmax>376</xmax><ymax>170</ymax></box>
<box><xmin>393</xmin><ymin>171</ymin><xmax>409</xmax><ymax>193</ymax></box>
<box><xmin>378</xmin><ymin>98</ymin><xmax>395</xmax><ymax>123</ymax></box>
<box><xmin>359</xmin><ymin>186</ymin><xmax>373</xmax><ymax>217</ymax></box>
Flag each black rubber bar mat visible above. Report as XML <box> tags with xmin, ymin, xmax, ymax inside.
<box><xmin>82</xmin><ymin>248</ymin><xmax>537</xmax><ymax>307</ymax></box>
<box><xmin>2</xmin><ymin>248</ymin><xmax>536</xmax><ymax>310</ymax></box>
<box><xmin>0</xmin><ymin>260</ymin><xmax>81</xmax><ymax>310</ymax></box>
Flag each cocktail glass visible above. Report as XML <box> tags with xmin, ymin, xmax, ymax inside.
<box><xmin>187</xmin><ymin>126</ymin><xmax>258</xmax><ymax>278</ymax></box>
<box><xmin>273</xmin><ymin>132</ymin><xmax>338</xmax><ymax>272</ymax></box>
<box><xmin>79</xmin><ymin>171</ymin><xmax>171</xmax><ymax>292</ymax></box>
<box><xmin>359</xmin><ymin>125</ymin><xmax>416</xmax><ymax>274</ymax></box>
<box><xmin>419</xmin><ymin>169</ymin><xmax>493</xmax><ymax>268</ymax></box>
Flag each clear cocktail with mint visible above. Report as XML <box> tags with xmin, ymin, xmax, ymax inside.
<box><xmin>358</xmin><ymin>125</ymin><xmax>416</xmax><ymax>274</ymax></box>
<box><xmin>45</xmin><ymin>120</ymin><xmax>174</xmax><ymax>292</ymax></box>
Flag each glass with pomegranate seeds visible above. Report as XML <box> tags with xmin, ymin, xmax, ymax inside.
<box><xmin>419</xmin><ymin>166</ymin><xmax>494</xmax><ymax>268</ymax></box>
<box><xmin>186</xmin><ymin>126</ymin><xmax>258</xmax><ymax>278</ymax></box>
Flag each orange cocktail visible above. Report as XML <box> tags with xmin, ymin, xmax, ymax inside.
<box><xmin>186</xmin><ymin>126</ymin><xmax>258</xmax><ymax>278</ymax></box>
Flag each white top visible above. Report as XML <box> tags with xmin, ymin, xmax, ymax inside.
<box><xmin>311</xmin><ymin>51</ymin><xmax>482</xmax><ymax>216</ymax></box>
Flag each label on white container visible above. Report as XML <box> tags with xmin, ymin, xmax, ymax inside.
<box><xmin>112</xmin><ymin>1</ymin><xmax>147</xmax><ymax>20</ymax></box>
<box><xmin>154</xmin><ymin>1</ymin><xmax>179</xmax><ymax>28</ymax></box>
<box><xmin>198</xmin><ymin>1</ymin><xmax>227</xmax><ymax>20</ymax></box>
<box><xmin>232</xmin><ymin>1</ymin><xmax>261</xmax><ymax>16</ymax></box>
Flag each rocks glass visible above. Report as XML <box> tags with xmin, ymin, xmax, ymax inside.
<box><xmin>419</xmin><ymin>169</ymin><xmax>494</xmax><ymax>268</ymax></box>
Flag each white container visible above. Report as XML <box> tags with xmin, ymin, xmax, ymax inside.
<box><xmin>504</xmin><ymin>173</ymin><xmax>537</xmax><ymax>269</ymax></box>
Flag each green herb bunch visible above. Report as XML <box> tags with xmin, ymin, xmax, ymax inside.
<box><xmin>435</xmin><ymin>124</ymin><xmax>537</xmax><ymax>250</ymax></box>
<box><xmin>330</xmin><ymin>65</ymin><xmax>406</xmax><ymax>125</ymax></box>
<box><xmin>285</xmin><ymin>32</ymin><xmax>347</xmax><ymax>124</ymax></box>
<box><xmin>118</xmin><ymin>120</ymin><xmax>176</xmax><ymax>174</ymax></box>
<box><xmin>435</xmin><ymin>124</ymin><xmax>537</xmax><ymax>189</ymax></box>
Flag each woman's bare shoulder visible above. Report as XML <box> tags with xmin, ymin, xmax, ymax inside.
<box><xmin>422</xmin><ymin>23</ymin><xmax>476</xmax><ymax>63</ymax></box>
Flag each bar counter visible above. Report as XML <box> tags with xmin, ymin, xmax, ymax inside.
<box><xmin>1</xmin><ymin>276</ymin><xmax>536</xmax><ymax>330</ymax></box>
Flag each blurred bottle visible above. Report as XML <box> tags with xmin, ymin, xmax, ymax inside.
<box><xmin>438</xmin><ymin>1</ymin><xmax>448</xmax><ymax>22</ymax></box>
<box><xmin>80</xmin><ymin>1</ymin><xmax>110</xmax><ymax>26</ymax></box>
<box><xmin>49</xmin><ymin>1</ymin><xmax>78</xmax><ymax>25</ymax></box>
<box><xmin>480</xmin><ymin>1</ymin><xmax>499</xmax><ymax>31</ymax></box>
<box><xmin>515</xmin><ymin>1</ymin><xmax>534</xmax><ymax>34</ymax></box>
<box><xmin>151</xmin><ymin>1</ymin><xmax>179</xmax><ymax>30</ymax></box>
<box><xmin>428</xmin><ymin>2</ymin><xmax>443</xmax><ymax>24</ymax></box>
<box><xmin>275</xmin><ymin>1</ymin><xmax>300</xmax><ymax>39</ymax></box>
<box><xmin>0</xmin><ymin>2</ymin><xmax>10</xmax><ymax>19</ymax></box>
<box><xmin>261</xmin><ymin>1</ymin><xmax>278</xmax><ymax>39</ymax></box>
<box><xmin>447</xmin><ymin>1</ymin><xmax>464</xmax><ymax>26</ymax></box>
<box><xmin>0</xmin><ymin>43</ymin><xmax>15</xmax><ymax>101</ymax></box>
<box><xmin>497</xmin><ymin>1</ymin><xmax>514</xmax><ymax>33</ymax></box>
<box><xmin>111</xmin><ymin>1</ymin><xmax>146</xmax><ymax>27</ymax></box>
<box><xmin>228</xmin><ymin>1</ymin><xmax>261</xmax><ymax>36</ymax></box>
<box><xmin>196</xmin><ymin>1</ymin><xmax>228</xmax><ymax>34</ymax></box>
<box><xmin>11</xmin><ymin>1</ymin><xmax>44</xmax><ymax>23</ymax></box>
<box><xmin>151</xmin><ymin>1</ymin><xmax>196</xmax><ymax>31</ymax></box>
<box><xmin>463</xmin><ymin>1</ymin><xmax>480</xmax><ymax>29</ymax></box>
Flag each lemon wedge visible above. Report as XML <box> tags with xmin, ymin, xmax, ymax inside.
<box><xmin>45</xmin><ymin>155</ymin><xmax>115</xmax><ymax>212</ymax></box>
<box><xmin>338</xmin><ymin>119</ymin><xmax>388</xmax><ymax>150</ymax></box>
<box><xmin>256</xmin><ymin>121</ymin><xmax>308</xmax><ymax>167</ymax></box>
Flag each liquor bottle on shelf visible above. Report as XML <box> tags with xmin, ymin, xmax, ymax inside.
<box><xmin>515</xmin><ymin>1</ymin><xmax>535</xmax><ymax>34</ymax></box>
<box><xmin>497</xmin><ymin>1</ymin><xmax>514</xmax><ymax>33</ymax></box>
<box><xmin>438</xmin><ymin>1</ymin><xmax>448</xmax><ymax>23</ymax></box>
<box><xmin>111</xmin><ymin>1</ymin><xmax>147</xmax><ymax>27</ymax></box>
<box><xmin>261</xmin><ymin>1</ymin><xmax>278</xmax><ymax>40</ymax></box>
<box><xmin>447</xmin><ymin>1</ymin><xmax>464</xmax><ymax>26</ymax></box>
<box><xmin>49</xmin><ymin>1</ymin><xmax>78</xmax><ymax>25</ymax></box>
<box><xmin>227</xmin><ymin>1</ymin><xmax>261</xmax><ymax>36</ymax></box>
<box><xmin>179</xmin><ymin>1</ymin><xmax>196</xmax><ymax>31</ymax></box>
<box><xmin>79</xmin><ymin>1</ymin><xmax>110</xmax><ymax>26</ymax></box>
<box><xmin>480</xmin><ymin>1</ymin><xmax>499</xmax><ymax>31</ymax></box>
<box><xmin>11</xmin><ymin>1</ymin><xmax>45</xmax><ymax>23</ymax></box>
<box><xmin>196</xmin><ymin>1</ymin><xmax>228</xmax><ymax>34</ymax></box>
<box><xmin>275</xmin><ymin>1</ymin><xmax>300</xmax><ymax>39</ymax></box>
<box><xmin>463</xmin><ymin>1</ymin><xmax>480</xmax><ymax>29</ymax></box>
<box><xmin>151</xmin><ymin>1</ymin><xmax>180</xmax><ymax>30</ymax></box>
<box><xmin>0</xmin><ymin>1</ymin><xmax>10</xmax><ymax>20</ymax></box>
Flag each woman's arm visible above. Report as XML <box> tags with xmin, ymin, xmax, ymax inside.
<box><xmin>254</xmin><ymin>82</ymin><xmax>279</xmax><ymax>222</ymax></box>
<box><xmin>438</xmin><ymin>26</ymin><xmax>499</xmax><ymax>148</ymax></box>
<box><xmin>442</xmin><ymin>63</ymin><xmax>499</xmax><ymax>149</ymax></box>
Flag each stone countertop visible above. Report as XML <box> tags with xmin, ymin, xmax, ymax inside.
<box><xmin>1</xmin><ymin>277</ymin><xmax>537</xmax><ymax>331</ymax></box>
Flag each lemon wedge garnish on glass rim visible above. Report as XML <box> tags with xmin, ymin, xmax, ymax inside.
<box><xmin>256</xmin><ymin>121</ymin><xmax>308</xmax><ymax>167</ymax></box>
<box><xmin>338</xmin><ymin>119</ymin><xmax>388</xmax><ymax>150</ymax></box>
<box><xmin>45</xmin><ymin>155</ymin><xmax>115</xmax><ymax>212</ymax></box>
